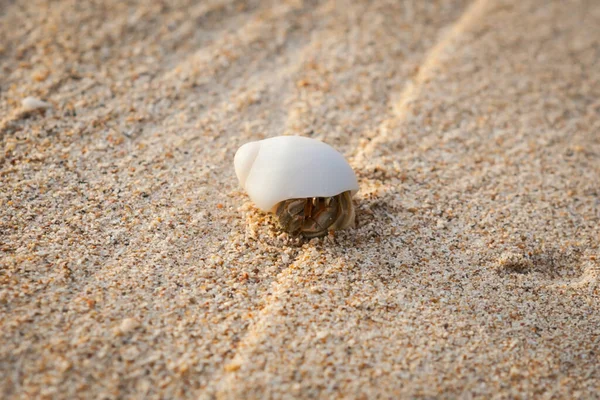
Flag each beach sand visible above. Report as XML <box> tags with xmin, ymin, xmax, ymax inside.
<box><xmin>1</xmin><ymin>0</ymin><xmax>599</xmax><ymax>398</ymax></box>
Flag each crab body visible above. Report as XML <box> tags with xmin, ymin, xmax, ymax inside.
<box><xmin>275</xmin><ymin>191</ymin><xmax>355</xmax><ymax>238</ymax></box>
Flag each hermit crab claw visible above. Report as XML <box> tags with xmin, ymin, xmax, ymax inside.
<box><xmin>234</xmin><ymin>136</ymin><xmax>359</xmax><ymax>237</ymax></box>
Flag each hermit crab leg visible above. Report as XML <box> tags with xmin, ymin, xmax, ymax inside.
<box><xmin>275</xmin><ymin>198</ymin><xmax>305</xmax><ymax>235</ymax></box>
<box><xmin>304</xmin><ymin>198</ymin><xmax>314</xmax><ymax>221</ymax></box>
<box><xmin>331</xmin><ymin>191</ymin><xmax>354</xmax><ymax>230</ymax></box>
<box><xmin>298</xmin><ymin>196</ymin><xmax>336</xmax><ymax>238</ymax></box>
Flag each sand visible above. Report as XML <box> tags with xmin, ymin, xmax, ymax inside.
<box><xmin>1</xmin><ymin>0</ymin><xmax>599</xmax><ymax>398</ymax></box>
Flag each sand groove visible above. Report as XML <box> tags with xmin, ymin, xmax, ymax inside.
<box><xmin>353</xmin><ymin>0</ymin><xmax>490</xmax><ymax>164</ymax></box>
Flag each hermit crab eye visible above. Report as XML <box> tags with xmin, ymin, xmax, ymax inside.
<box><xmin>234</xmin><ymin>136</ymin><xmax>359</xmax><ymax>237</ymax></box>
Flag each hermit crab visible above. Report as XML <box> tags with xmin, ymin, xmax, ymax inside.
<box><xmin>234</xmin><ymin>136</ymin><xmax>359</xmax><ymax>238</ymax></box>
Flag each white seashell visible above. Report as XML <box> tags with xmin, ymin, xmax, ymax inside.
<box><xmin>234</xmin><ymin>136</ymin><xmax>359</xmax><ymax>212</ymax></box>
<box><xmin>21</xmin><ymin>96</ymin><xmax>51</xmax><ymax>111</ymax></box>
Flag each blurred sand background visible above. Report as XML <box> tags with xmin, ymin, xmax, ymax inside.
<box><xmin>1</xmin><ymin>0</ymin><xmax>600</xmax><ymax>398</ymax></box>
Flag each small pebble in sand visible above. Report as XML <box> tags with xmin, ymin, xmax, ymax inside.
<box><xmin>116</xmin><ymin>318</ymin><xmax>140</xmax><ymax>335</ymax></box>
<box><xmin>21</xmin><ymin>96</ymin><xmax>51</xmax><ymax>111</ymax></box>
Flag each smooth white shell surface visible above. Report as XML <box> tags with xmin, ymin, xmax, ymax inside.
<box><xmin>234</xmin><ymin>136</ymin><xmax>358</xmax><ymax>211</ymax></box>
